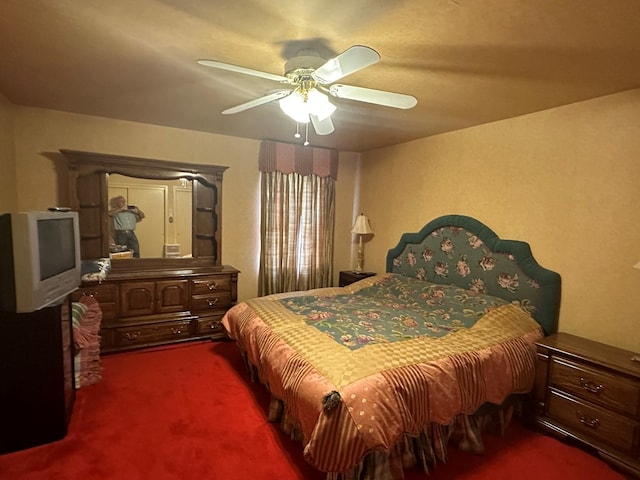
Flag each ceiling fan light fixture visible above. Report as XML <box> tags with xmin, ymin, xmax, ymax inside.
<box><xmin>279</xmin><ymin>88</ymin><xmax>336</xmax><ymax>123</ymax></box>
<box><xmin>279</xmin><ymin>91</ymin><xmax>310</xmax><ymax>123</ymax></box>
<box><xmin>307</xmin><ymin>89</ymin><xmax>336</xmax><ymax>120</ymax></box>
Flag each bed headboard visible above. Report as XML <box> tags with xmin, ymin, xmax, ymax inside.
<box><xmin>386</xmin><ymin>214</ymin><xmax>561</xmax><ymax>335</ymax></box>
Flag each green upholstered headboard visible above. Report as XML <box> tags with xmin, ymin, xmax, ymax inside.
<box><xmin>386</xmin><ymin>215</ymin><xmax>561</xmax><ymax>335</ymax></box>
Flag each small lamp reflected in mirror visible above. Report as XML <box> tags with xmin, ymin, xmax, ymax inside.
<box><xmin>351</xmin><ymin>213</ymin><xmax>374</xmax><ymax>273</ymax></box>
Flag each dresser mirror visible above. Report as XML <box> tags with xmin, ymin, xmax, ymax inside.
<box><xmin>62</xmin><ymin>149</ymin><xmax>228</xmax><ymax>271</ymax></box>
<box><xmin>107</xmin><ymin>173</ymin><xmax>193</xmax><ymax>259</ymax></box>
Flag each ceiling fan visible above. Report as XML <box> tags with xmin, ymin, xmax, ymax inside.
<box><xmin>197</xmin><ymin>45</ymin><xmax>417</xmax><ymax>139</ymax></box>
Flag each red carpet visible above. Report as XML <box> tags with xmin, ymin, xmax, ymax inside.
<box><xmin>0</xmin><ymin>340</ymin><xmax>626</xmax><ymax>480</ymax></box>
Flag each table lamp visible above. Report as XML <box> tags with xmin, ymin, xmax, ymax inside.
<box><xmin>351</xmin><ymin>213</ymin><xmax>374</xmax><ymax>273</ymax></box>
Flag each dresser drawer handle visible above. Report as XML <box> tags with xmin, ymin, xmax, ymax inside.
<box><xmin>207</xmin><ymin>282</ymin><xmax>218</xmax><ymax>290</ymax></box>
<box><xmin>125</xmin><ymin>331</ymin><xmax>141</xmax><ymax>341</ymax></box>
<box><xmin>171</xmin><ymin>328</ymin><xmax>182</xmax><ymax>335</ymax></box>
<box><xmin>580</xmin><ymin>377</ymin><xmax>603</xmax><ymax>394</ymax></box>
<box><xmin>576</xmin><ymin>411</ymin><xmax>600</xmax><ymax>429</ymax></box>
<box><xmin>207</xmin><ymin>298</ymin><xmax>219</xmax><ymax>307</ymax></box>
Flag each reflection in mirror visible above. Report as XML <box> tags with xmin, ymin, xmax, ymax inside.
<box><xmin>107</xmin><ymin>174</ymin><xmax>192</xmax><ymax>259</ymax></box>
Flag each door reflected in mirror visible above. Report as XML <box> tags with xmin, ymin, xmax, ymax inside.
<box><xmin>108</xmin><ymin>174</ymin><xmax>192</xmax><ymax>259</ymax></box>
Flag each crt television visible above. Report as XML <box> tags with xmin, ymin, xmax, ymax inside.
<box><xmin>0</xmin><ymin>211</ymin><xmax>81</xmax><ymax>313</ymax></box>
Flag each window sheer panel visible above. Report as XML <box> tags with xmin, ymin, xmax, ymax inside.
<box><xmin>259</xmin><ymin>171</ymin><xmax>335</xmax><ymax>296</ymax></box>
<box><xmin>259</xmin><ymin>172</ymin><xmax>301</xmax><ymax>295</ymax></box>
<box><xmin>296</xmin><ymin>175</ymin><xmax>335</xmax><ymax>291</ymax></box>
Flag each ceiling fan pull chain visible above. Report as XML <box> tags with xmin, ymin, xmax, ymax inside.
<box><xmin>294</xmin><ymin>122</ymin><xmax>301</xmax><ymax>139</ymax></box>
<box><xmin>304</xmin><ymin>122</ymin><xmax>309</xmax><ymax>146</ymax></box>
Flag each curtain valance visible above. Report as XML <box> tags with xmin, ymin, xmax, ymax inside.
<box><xmin>259</xmin><ymin>140</ymin><xmax>338</xmax><ymax>180</ymax></box>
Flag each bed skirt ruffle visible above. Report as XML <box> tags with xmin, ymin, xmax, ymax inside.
<box><xmin>244</xmin><ymin>355</ymin><xmax>524</xmax><ymax>480</ymax></box>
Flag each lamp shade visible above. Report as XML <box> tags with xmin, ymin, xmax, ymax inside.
<box><xmin>351</xmin><ymin>214</ymin><xmax>373</xmax><ymax>235</ymax></box>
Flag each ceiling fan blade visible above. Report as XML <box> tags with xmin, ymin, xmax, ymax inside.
<box><xmin>197</xmin><ymin>59</ymin><xmax>289</xmax><ymax>83</ymax></box>
<box><xmin>310</xmin><ymin>114</ymin><xmax>335</xmax><ymax>136</ymax></box>
<box><xmin>312</xmin><ymin>45</ymin><xmax>380</xmax><ymax>84</ymax></box>
<box><xmin>328</xmin><ymin>84</ymin><xmax>417</xmax><ymax>109</ymax></box>
<box><xmin>222</xmin><ymin>89</ymin><xmax>292</xmax><ymax>115</ymax></box>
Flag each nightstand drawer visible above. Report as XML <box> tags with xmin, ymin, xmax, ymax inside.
<box><xmin>547</xmin><ymin>389</ymin><xmax>639</xmax><ymax>455</ymax></box>
<box><xmin>550</xmin><ymin>357</ymin><xmax>640</xmax><ymax>417</ymax></box>
<box><xmin>535</xmin><ymin>333</ymin><xmax>640</xmax><ymax>477</ymax></box>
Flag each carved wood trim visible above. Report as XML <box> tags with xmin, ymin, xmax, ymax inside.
<box><xmin>61</xmin><ymin>149</ymin><xmax>227</xmax><ymax>269</ymax></box>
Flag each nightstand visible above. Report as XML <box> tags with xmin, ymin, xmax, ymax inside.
<box><xmin>339</xmin><ymin>270</ymin><xmax>376</xmax><ymax>287</ymax></box>
<box><xmin>534</xmin><ymin>332</ymin><xmax>640</xmax><ymax>478</ymax></box>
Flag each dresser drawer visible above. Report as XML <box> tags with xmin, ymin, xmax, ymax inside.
<box><xmin>114</xmin><ymin>319</ymin><xmax>194</xmax><ymax>347</ymax></box>
<box><xmin>547</xmin><ymin>389</ymin><xmax>639</xmax><ymax>455</ymax></box>
<box><xmin>191</xmin><ymin>275</ymin><xmax>232</xmax><ymax>295</ymax></box>
<box><xmin>550</xmin><ymin>357</ymin><xmax>640</xmax><ymax>417</ymax></box>
<box><xmin>72</xmin><ymin>284</ymin><xmax>118</xmax><ymax>321</ymax></box>
<box><xmin>195</xmin><ymin>314</ymin><xmax>225</xmax><ymax>336</ymax></box>
<box><xmin>191</xmin><ymin>292</ymin><xmax>232</xmax><ymax>312</ymax></box>
<box><xmin>73</xmin><ymin>283</ymin><xmax>118</xmax><ymax>302</ymax></box>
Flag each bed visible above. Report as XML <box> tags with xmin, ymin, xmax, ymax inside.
<box><xmin>222</xmin><ymin>214</ymin><xmax>561</xmax><ymax>479</ymax></box>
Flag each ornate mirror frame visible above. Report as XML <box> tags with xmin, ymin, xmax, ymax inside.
<box><xmin>62</xmin><ymin>149</ymin><xmax>228</xmax><ymax>272</ymax></box>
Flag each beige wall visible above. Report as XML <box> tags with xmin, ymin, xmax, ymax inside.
<box><xmin>11</xmin><ymin>106</ymin><xmax>359</xmax><ymax>301</ymax></box>
<box><xmin>334</xmin><ymin>151</ymin><xmax>361</xmax><ymax>273</ymax></box>
<box><xmin>9</xmin><ymin>90</ymin><xmax>639</xmax><ymax>352</ymax></box>
<box><xmin>360</xmin><ymin>89</ymin><xmax>640</xmax><ymax>352</ymax></box>
<box><xmin>0</xmin><ymin>94</ymin><xmax>17</xmax><ymax>212</ymax></box>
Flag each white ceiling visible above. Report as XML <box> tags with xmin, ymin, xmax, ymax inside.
<box><xmin>1</xmin><ymin>0</ymin><xmax>639</xmax><ymax>152</ymax></box>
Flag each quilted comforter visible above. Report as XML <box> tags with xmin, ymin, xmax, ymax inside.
<box><xmin>222</xmin><ymin>273</ymin><xmax>543</xmax><ymax>474</ymax></box>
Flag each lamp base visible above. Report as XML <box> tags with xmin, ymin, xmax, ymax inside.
<box><xmin>355</xmin><ymin>236</ymin><xmax>364</xmax><ymax>273</ymax></box>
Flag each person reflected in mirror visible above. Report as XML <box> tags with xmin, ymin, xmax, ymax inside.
<box><xmin>109</xmin><ymin>195</ymin><xmax>145</xmax><ymax>258</ymax></box>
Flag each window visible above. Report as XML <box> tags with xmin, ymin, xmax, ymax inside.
<box><xmin>258</xmin><ymin>141</ymin><xmax>337</xmax><ymax>295</ymax></box>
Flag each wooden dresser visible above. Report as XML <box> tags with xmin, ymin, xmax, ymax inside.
<box><xmin>71</xmin><ymin>265</ymin><xmax>238</xmax><ymax>353</ymax></box>
<box><xmin>63</xmin><ymin>150</ymin><xmax>239</xmax><ymax>354</ymax></box>
<box><xmin>534</xmin><ymin>332</ymin><xmax>640</xmax><ymax>478</ymax></box>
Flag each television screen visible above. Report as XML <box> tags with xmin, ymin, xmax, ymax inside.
<box><xmin>0</xmin><ymin>211</ymin><xmax>81</xmax><ymax>313</ymax></box>
<box><xmin>37</xmin><ymin>218</ymin><xmax>77</xmax><ymax>280</ymax></box>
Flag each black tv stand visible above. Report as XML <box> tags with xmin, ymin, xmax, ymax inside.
<box><xmin>0</xmin><ymin>299</ymin><xmax>75</xmax><ymax>454</ymax></box>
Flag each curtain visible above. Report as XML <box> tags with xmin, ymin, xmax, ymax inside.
<box><xmin>258</xmin><ymin>141</ymin><xmax>337</xmax><ymax>296</ymax></box>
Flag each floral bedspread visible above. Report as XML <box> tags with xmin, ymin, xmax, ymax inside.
<box><xmin>222</xmin><ymin>273</ymin><xmax>543</xmax><ymax>474</ymax></box>
<box><xmin>279</xmin><ymin>274</ymin><xmax>509</xmax><ymax>350</ymax></box>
